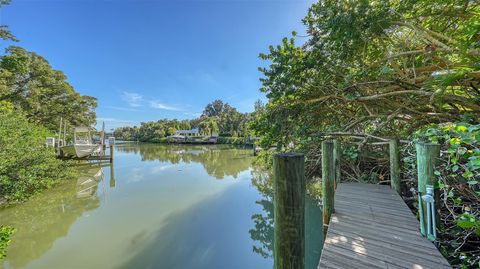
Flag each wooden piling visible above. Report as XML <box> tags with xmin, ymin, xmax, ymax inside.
<box><xmin>333</xmin><ymin>140</ymin><xmax>341</xmax><ymax>189</ymax></box>
<box><xmin>415</xmin><ymin>142</ymin><xmax>441</xmax><ymax>236</ymax></box>
<box><xmin>322</xmin><ymin>140</ymin><xmax>335</xmax><ymax>230</ymax></box>
<box><xmin>389</xmin><ymin>139</ymin><xmax>401</xmax><ymax>194</ymax></box>
<box><xmin>273</xmin><ymin>153</ymin><xmax>305</xmax><ymax>269</ymax></box>
<box><xmin>109</xmin><ymin>163</ymin><xmax>116</xmax><ymax>188</ymax></box>
<box><xmin>109</xmin><ymin>144</ymin><xmax>114</xmax><ymax>163</ymax></box>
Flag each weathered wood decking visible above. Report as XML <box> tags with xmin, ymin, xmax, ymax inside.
<box><xmin>318</xmin><ymin>183</ymin><xmax>450</xmax><ymax>269</ymax></box>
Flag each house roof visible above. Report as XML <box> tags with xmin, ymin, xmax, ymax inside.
<box><xmin>175</xmin><ymin>128</ymin><xmax>199</xmax><ymax>133</ymax></box>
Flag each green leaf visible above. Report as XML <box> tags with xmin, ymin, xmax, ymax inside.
<box><xmin>455</xmin><ymin>125</ymin><xmax>468</xmax><ymax>132</ymax></box>
<box><xmin>450</xmin><ymin>137</ymin><xmax>461</xmax><ymax>146</ymax></box>
<box><xmin>456</xmin><ymin>213</ymin><xmax>478</xmax><ymax>229</ymax></box>
<box><xmin>462</xmin><ymin>170</ymin><xmax>474</xmax><ymax>178</ymax></box>
<box><xmin>458</xmin><ymin>147</ymin><xmax>467</xmax><ymax>155</ymax></box>
<box><xmin>452</xmin><ymin>165</ymin><xmax>459</xmax><ymax>172</ymax></box>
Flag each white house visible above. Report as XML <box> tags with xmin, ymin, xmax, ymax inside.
<box><xmin>174</xmin><ymin>128</ymin><xmax>200</xmax><ymax>137</ymax></box>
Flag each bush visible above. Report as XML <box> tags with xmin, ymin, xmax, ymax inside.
<box><xmin>0</xmin><ymin>226</ymin><xmax>15</xmax><ymax>259</ymax></box>
<box><xmin>0</xmin><ymin>104</ymin><xmax>75</xmax><ymax>203</ymax></box>
<box><xmin>217</xmin><ymin>136</ymin><xmax>247</xmax><ymax>145</ymax></box>
<box><xmin>149</xmin><ymin>137</ymin><xmax>168</xmax><ymax>143</ymax></box>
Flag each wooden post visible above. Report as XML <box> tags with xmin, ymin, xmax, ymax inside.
<box><xmin>109</xmin><ymin>144</ymin><xmax>114</xmax><ymax>163</ymax></box>
<box><xmin>389</xmin><ymin>139</ymin><xmax>401</xmax><ymax>194</ymax></box>
<box><xmin>333</xmin><ymin>140</ymin><xmax>341</xmax><ymax>189</ymax></box>
<box><xmin>101</xmin><ymin>121</ymin><xmax>106</xmax><ymax>149</ymax></box>
<box><xmin>109</xmin><ymin>163</ymin><xmax>116</xmax><ymax>188</ymax></box>
<box><xmin>273</xmin><ymin>153</ymin><xmax>305</xmax><ymax>269</ymax></box>
<box><xmin>63</xmin><ymin>121</ymin><xmax>67</xmax><ymax>146</ymax></box>
<box><xmin>322</xmin><ymin>140</ymin><xmax>335</xmax><ymax>230</ymax></box>
<box><xmin>415</xmin><ymin>142</ymin><xmax>441</xmax><ymax>236</ymax></box>
<box><xmin>57</xmin><ymin>117</ymin><xmax>63</xmax><ymax>148</ymax></box>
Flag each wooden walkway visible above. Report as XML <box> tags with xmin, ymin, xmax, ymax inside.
<box><xmin>318</xmin><ymin>183</ymin><xmax>451</xmax><ymax>269</ymax></box>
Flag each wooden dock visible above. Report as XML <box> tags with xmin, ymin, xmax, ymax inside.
<box><xmin>318</xmin><ymin>183</ymin><xmax>450</xmax><ymax>269</ymax></box>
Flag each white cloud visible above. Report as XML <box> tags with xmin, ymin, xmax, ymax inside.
<box><xmin>104</xmin><ymin>105</ymin><xmax>140</xmax><ymax>112</ymax></box>
<box><xmin>149</xmin><ymin>100</ymin><xmax>181</xmax><ymax>111</ymax></box>
<box><xmin>97</xmin><ymin>117</ymin><xmax>133</xmax><ymax>123</ymax></box>
<box><xmin>96</xmin><ymin>117</ymin><xmax>136</xmax><ymax>130</ymax></box>
<box><xmin>151</xmin><ymin>164</ymin><xmax>176</xmax><ymax>174</ymax></box>
<box><xmin>122</xmin><ymin>92</ymin><xmax>143</xmax><ymax>107</ymax></box>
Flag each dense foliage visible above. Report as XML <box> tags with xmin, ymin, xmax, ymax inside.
<box><xmin>114</xmin><ymin>100</ymin><xmax>258</xmax><ymax>142</ymax></box>
<box><xmin>414</xmin><ymin>123</ymin><xmax>480</xmax><ymax>266</ymax></box>
<box><xmin>0</xmin><ymin>46</ymin><xmax>97</xmax><ymax>131</ymax></box>
<box><xmin>0</xmin><ymin>102</ymin><xmax>75</xmax><ymax>203</ymax></box>
<box><xmin>115</xmin><ymin>119</ymin><xmax>192</xmax><ymax>142</ymax></box>
<box><xmin>252</xmin><ymin>0</ymin><xmax>479</xmax><ymax>267</ymax></box>
<box><xmin>253</xmin><ymin>0</ymin><xmax>479</xmax><ymax>152</ymax></box>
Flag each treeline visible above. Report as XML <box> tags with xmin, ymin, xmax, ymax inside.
<box><xmin>1</xmin><ymin>0</ymin><xmax>96</xmax><ymax>256</ymax></box>
<box><xmin>0</xmin><ymin>46</ymin><xmax>96</xmax><ymax>130</ymax></box>
<box><xmin>114</xmin><ymin>99</ymin><xmax>263</xmax><ymax>142</ymax></box>
<box><xmin>251</xmin><ymin>0</ymin><xmax>479</xmax><ymax>267</ymax></box>
<box><xmin>0</xmin><ymin>0</ymin><xmax>96</xmax><ymax>203</ymax></box>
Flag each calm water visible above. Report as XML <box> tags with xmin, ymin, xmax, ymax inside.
<box><xmin>0</xmin><ymin>144</ymin><xmax>322</xmax><ymax>269</ymax></box>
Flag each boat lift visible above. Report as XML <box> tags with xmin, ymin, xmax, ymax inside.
<box><xmin>48</xmin><ymin>118</ymin><xmax>114</xmax><ymax>163</ymax></box>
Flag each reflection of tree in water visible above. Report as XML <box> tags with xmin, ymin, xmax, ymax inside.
<box><xmin>0</xmin><ymin>166</ymin><xmax>102</xmax><ymax>269</ymax></box>
<box><xmin>117</xmin><ymin>144</ymin><xmax>253</xmax><ymax>179</ymax></box>
<box><xmin>249</xmin><ymin>166</ymin><xmax>275</xmax><ymax>259</ymax></box>
<box><xmin>249</xmin><ymin>167</ymin><xmax>323</xmax><ymax>269</ymax></box>
<box><xmin>249</xmin><ymin>198</ymin><xmax>274</xmax><ymax>259</ymax></box>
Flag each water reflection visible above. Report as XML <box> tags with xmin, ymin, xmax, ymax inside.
<box><xmin>0</xmin><ymin>165</ymin><xmax>106</xmax><ymax>269</ymax></box>
<box><xmin>0</xmin><ymin>144</ymin><xmax>322</xmax><ymax>269</ymax></box>
<box><xmin>249</xmin><ymin>198</ymin><xmax>274</xmax><ymax>259</ymax></box>
<box><xmin>115</xmin><ymin>184</ymin><xmax>269</xmax><ymax>269</ymax></box>
<box><xmin>117</xmin><ymin>144</ymin><xmax>252</xmax><ymax>179</ymax></box>
<box><xmin>249</xmin><ymin>169</ymin><xmax>323</xmax><ymax>269</ymax></box>
<box><xmin>76</xmin><ymin>166</ymin><xmax>104</xmax><ymax>199</ymax></box>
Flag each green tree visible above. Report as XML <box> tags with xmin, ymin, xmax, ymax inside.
<box><xmin>199</xmin><ymin>117</ymin><xmax>219</xmax><ymax>136</ymax></box>
<box><xmin>0</xmin><ymin>1</ymin><xmax>17</xmax><ymax>42</ymax></box>
<box><xmin>0</xmin><ymin>102</ymin><xmax>75</xmax><ymax>202</ymax></box>
<box><xmin>254</xmin><ymin>0</ymin><xmax>480</xmax><ymax>149</ymax></box>
<box><xmin>115</xmin><ymin>100</ymin><xmax>253</xmax><ymax>142</ymax></box>
<box><xmin>0</xmin><ymin>46</ymin><xmax>97</xmax><ymax>131</ymax></box>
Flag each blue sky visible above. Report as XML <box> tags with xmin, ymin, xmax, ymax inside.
<box><xmin>0</xmin><ymin>0</ymin><xmax>314</xmax><ymax>130</ymax></box>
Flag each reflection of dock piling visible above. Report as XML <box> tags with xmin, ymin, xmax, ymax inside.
<box><xmin>109</xmin><ymin>144</ymin><xmax>114</xmax><ymax>163</ymax></box>
<box><xmin>109</xmin><ymin>163</ymin><xmax>116</xmax><ymax>188</ymax></box>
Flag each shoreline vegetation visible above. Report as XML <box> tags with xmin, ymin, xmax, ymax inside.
<box><xmin>115</xmin><ymin>136</ymin><xmax>255</xmax><ymax>146</ymax></box>
<box><xmin>113</xmin><ymin>99</ymin><xmax>263</xmax><ymax>145</ymax></box>
<box><xmin>0</xmin><ymin>1</ymin><xmax>97</xmax><ymax>258</ymax></box>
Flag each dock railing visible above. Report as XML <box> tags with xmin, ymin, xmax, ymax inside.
<box><xmin>272</xmin><ymin>137</ymin><xmax>443</xmax><ymax>269</ymax></box>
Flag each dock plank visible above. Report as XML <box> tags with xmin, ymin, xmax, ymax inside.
<box><xmin>318</xmin><ymin>183</ymin><xmax>451</xmax><ymax>269</ymax></box>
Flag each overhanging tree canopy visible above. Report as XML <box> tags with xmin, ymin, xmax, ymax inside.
<box><xmin>254</xmin><ymin>0</ymin><xmax>480</xmax><ymax>147</ymax></box>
